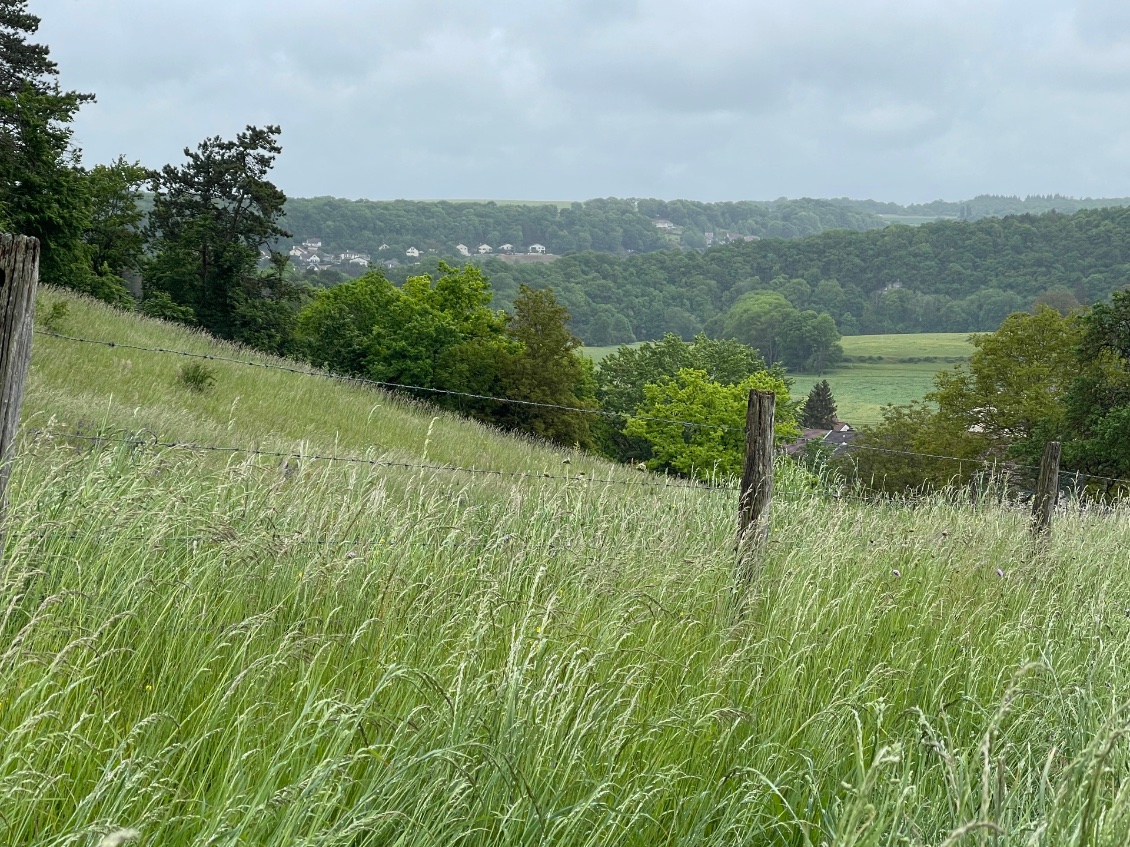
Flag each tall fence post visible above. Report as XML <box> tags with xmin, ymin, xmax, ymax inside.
<box><xmin>736</xmin><ymin>389</ymin><xmax>775</xmax><ymax>586</ymax></box>
<box><xmin>1031</xmin><ymin>440</ymin><xmax>1061</xmax><ymax>541</ymax></box>
<box><xmin>0</xmin><ymin>235</ymin><xmax>40</xmax><ymax>523</ymax></box>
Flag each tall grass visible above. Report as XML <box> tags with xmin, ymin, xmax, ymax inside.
<box><xmin>4</xmin><ymin>430</ymin><xmax>1130</xmax><ymax>845</ymax></box>
<box><xmin>6</xmin><ymin>289</ymin><xmax>1130</xmax><ymax>844</ymax></box>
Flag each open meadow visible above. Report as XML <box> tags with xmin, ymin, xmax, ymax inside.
<box><xmin>6</xmin><ymin>293</ymin><xmax>1130</xmax><ymax>845</ymax></box>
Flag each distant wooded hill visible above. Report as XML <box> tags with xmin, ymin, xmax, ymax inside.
<box><xmin>277</xmin><ymin>196</ymin><xmax>887</xmax><ymax>258</ymax></box>
<box><xmin>410</xmin><ymin>206</ymin><xmax>1130</xmax><ymax>344</ymax></box>
<box><xmin>831</xmin><ymin>194</ymin><xmax>1130</xmax><ymax>221</ymax></box>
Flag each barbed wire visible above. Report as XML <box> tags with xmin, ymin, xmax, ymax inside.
<box><xmin>33</xmin><ymin>332</ymin><xmax>1130</xmax><ymax>491</ymax></box>
<box><xmin>46</xmin><ymin>431</ymin><xmax>739</xmax><ymax>493</ymax></box>
<box><xmin>35</xmin><ymin>330</ymin><xmax>743</xmax><ymax>432</ymax></box>
<box><xmin>844</xmin><ymin>444</ymin><xmax>1130</xmax><ymax>489</ymax></box>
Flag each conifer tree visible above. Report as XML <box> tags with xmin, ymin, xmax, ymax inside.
<box><xmin>801</xmin><ymin>379</ymin><xmax>837</xmax><ymax>429</ymax></box>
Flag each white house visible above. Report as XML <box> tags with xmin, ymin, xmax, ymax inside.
<box><xmin>455</xmin><ymin>244</ymin><xmax>471</xmax><ymax>257</ymax></box>
<box><xmin>341</xmin><ymin>251</ymin><xmax>370</xmax><ymax>262</ymax></box>
<box><xmin>349</xmin><ymin>256</ymin><xmax>370</xmax><ymax>266</ymax></box>
<box><xmin>302</xmin><ymin>237</ymin><xmax>323</xmax><ymax>249</ymax></box>
<box><xmin>652</xmin><ymin>219</ymin><xmax>676</xmax><ymax>230</ymax></box>
<box><xmin>288</xmin><ymin>245</ymin><xmax>308</xmax><ymax>258</ymax></box>
<box><xmin>406</xmin><ymin>247</ymin><xmax>421</xmax><ymax>258</ymax></box>
<box><xmin>378</xmin><ymin>243</ymin><xmax>390</xmax><ymax>251</ymax></box>
<box><xmin>528</xmin><ymin>243</ymin><xmax>546</xmax><ymax>254</ymax></box>
<box><xmin>477</xmin><ymin>244</ymin><xmax>493</xmax><ymax>254</ymax></box>
<box><xmin>499</xmin><ymin>243</ymin><xmax>514</xmax><ymax>253</ymax></box>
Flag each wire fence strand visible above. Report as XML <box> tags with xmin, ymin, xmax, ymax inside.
<box><xmin>44</xmin><ymin>431</ymin><xmax>739</xmax><ymax>493</ymax></box>
<box><xmin>35</xmin><ymin>330</ymin><xmax>743</xmax><ymax>431</ymax></box>
<box><xmin>34</xmin><ymin>331</ymin><xmax>1130</xmax><ymax>491</ymax></box>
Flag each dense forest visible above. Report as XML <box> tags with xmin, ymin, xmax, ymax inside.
<box><xmin>832</xmin><ymin>194</ymin><xmax>1130</xmax><ymax>221</ymax></box>
<box><xmin>278</xmin><ymin>196</ymin><xmax>887</xmax><ymax>257</ymax></box>
<box><xmin>390</xmin><ymin>206</ymin><xmax>1130</xmax><ymax>344</ymax></box>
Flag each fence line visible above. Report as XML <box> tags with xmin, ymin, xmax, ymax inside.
<box><xmin>34</xmin><ymin>332</ymin><xmax>1130</xmax><ymax>492</ymax></box>
<box><xmin>846</xmin><ymin>444</ymin><xmax>1130</xmax><ymax>489</ymax></box>
<box><xmin>43</xmin><ymin>431</ymin><xmax>738</xmax><ymax>493</ymax></box>
<box><xmin>35</xmin><ymin>330</ymin><xmax>742</xmax><ymax>432</ymax></box>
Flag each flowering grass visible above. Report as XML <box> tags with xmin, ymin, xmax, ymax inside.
<box><xmin>4</xmin><ymin>290</ymin><xmax>1130</xmax><ymax>845</ymax></box>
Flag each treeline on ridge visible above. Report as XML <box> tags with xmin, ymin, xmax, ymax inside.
<box><xmin>833</xmin><ymin>193</ymin><xmax>1130</xmax><ymax>221</ymax></box>
<box><xmin>279</xmin><ymin>196</ymin><xmax>887</xmax><ymax>257</ymax></box>
<box><xmin>445</xmin><ymin>206</ymin><xmax>1130</xmax><ymax>344</ymax></box>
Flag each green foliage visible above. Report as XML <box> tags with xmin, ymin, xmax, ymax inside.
<box><xmin>594</xmin><ymin>333</ymin><xmax>771</xmax><ymax>462</ymax></box>
<box><xmin>145</xmin><ymin>125</ymin><xmax>294</xmax><ymax>346</ymax></box>
<box><xmin>842</xmin><ymin>308</ymin><xmax>1086</xmax><ymax>493</ymax></box>
<box><xmin>835</xmin><ymin>401</ymin><xmax>981</xmax><ymax>494</ymax></box>
<box><xmin>84</xmin><ymin>155</ymin><xmax>147</xmax><ymax>282</ymax></box>
<box><xmin>139</xmin><ymin>290</ymin><xmax>196</xmax><ymax>324</ymax></box>
<box><xmin>801</xmin><ymin>380</ymin><xmax>837</xmax><ymax>429</ymax></box>
<box><xmin>176</xmin><ymin>361</ymin><xmax>217</xmax><ymax>393</ymax></box>
<box><xmin>713</xmin><ymin>290</ymin><xmax>843</xmax><ymax>371</ymax></box>
<box><xmin>1063</xmin><ymin>290</ymin><xmax>1130</xmax><ymax>487</ymax></box>
<box><xmin>470</xmin><ymin>206</ymin><xmax>1130</xmax><ymax>345</ymax></box>
<box><xmin>279</xmin><ymin>195</ymin><xmax>885</xmax><ymax>261</ymax></box>
<box><xmin>625</xmin><ymin>368</ymin><xmax>797</xmax><ymax>480</ymax></box>
<box><xmin>497</xmin><ymin>285</ymin><xmax>595</xmax><ymax>447</ymax></box>
<box><xmin>930</xmin><ymin>307</ymin><xmax>1081</xmax><ymax>450</ymax></box>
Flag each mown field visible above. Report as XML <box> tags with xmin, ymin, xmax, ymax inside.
<box><xmin>8</xmin><ymin>293</ymin><xmax>1130</xmax><ymax>845</ymax></box>
<box><xmin>586</xmin><ymin>333</ymin><xmax>975</xmax><ymax>424</ymax></box>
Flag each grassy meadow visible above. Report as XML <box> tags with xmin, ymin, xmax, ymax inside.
<box><xmin>7</xmin><ymin>292</ymin><xmax>1130</xmax><ymax>845</ymax></box>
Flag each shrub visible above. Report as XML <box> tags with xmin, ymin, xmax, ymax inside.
<box><xmin>177</xmin><ymin>362</ymin><xmax>217</xmax><ymax>393</ymax></box>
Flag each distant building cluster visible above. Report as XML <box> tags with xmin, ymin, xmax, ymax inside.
<box><xmin>287</xmin><ymin>238</ymin><xmax>371</xmax><ymax>272</ymax></box>
<box><xmin>285</xmin><ymin>236</ymin><xmax>551</xmax><ymax>271</ymax></box>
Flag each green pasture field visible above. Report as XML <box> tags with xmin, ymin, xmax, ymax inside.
<box><xmin>10</xmin><ymin>290</ymin><xmax>1130</xmax><ymax>845</ymax></box>
<box><xmin>585</xmin><ymin>334</ymin><xmax>974</xmax><ymax>423</ymax></box>
<box><xmin>789</xmin><ymin>361</ymin><xmax>946</xmax><ymax>425</ymax></box>
<box><xmin>841</xmin><ymin>332</ymin><xmax>975</xmax><ymax>360</ymax></box>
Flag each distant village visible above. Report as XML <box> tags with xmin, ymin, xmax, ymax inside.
<box><xmin>280</xmin><ymin>219</ymin><xmax>762</xmax><ymax>273</ymax></box>
<box><xmin>282</xmin><ymin>237</ymin><xmax>550</xmax><ymax>273</ymax></box>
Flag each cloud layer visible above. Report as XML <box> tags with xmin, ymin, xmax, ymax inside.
<box><xmin>36</xmin><ymin>0</ymin><xmax>1130</xmax><ymax>202</ymax></box>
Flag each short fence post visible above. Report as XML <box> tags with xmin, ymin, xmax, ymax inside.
<box><xmin>736</xmin><ymin>389</ymin><xmax>775</xmax><ymax>586</ymax></box>
<box><xmin>1031</xmin><ymin>440</ymin><xmax>1061</xmax><ymax>540</ymax></box>
<box><xmin>0</xmin><ymin>235</ymin><xmax>40</xmax><ymax>524</ymax></box>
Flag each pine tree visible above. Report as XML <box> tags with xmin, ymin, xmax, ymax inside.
<box><xmin>801</xmin><ymin>379</ymin><xmax>837</xmax><ymax>429</ymax></box>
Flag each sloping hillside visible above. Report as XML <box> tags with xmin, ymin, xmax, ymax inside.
<box><xmin>8</xmin><ymin>288</ymin><xmax>1130</xmax><ymax>845</ymax></box>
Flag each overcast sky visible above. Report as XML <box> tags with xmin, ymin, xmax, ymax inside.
<box><xmin>34</xmin><ymin>0</ymin><xmax>1130</xmax><ymax>204</ymax></box>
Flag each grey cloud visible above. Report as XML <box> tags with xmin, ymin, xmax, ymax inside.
<box><xmin>34</xmin><ymin>0</ymin><xmax>1130</xmax><ymax>202</ymax></box>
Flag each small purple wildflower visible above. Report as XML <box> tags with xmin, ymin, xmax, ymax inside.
<box><xmin>996</xmin><ymin>568</ymin><xmax>1004</xmax><ymax>578</ymax></box>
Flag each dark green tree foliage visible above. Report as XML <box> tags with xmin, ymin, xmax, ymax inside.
<box><xmin>467</xmin><ymin>207</ymin><xmax>1130</xmax><ymax>344</ymax></box>
<box><xmin>801</xmin><ymin>380</ymin><xmax>837</xmax><ymax>429</ymax></box>
<box><xmin>1063</xmin><ymin>290</ymin><xmax>1130</xmax><ymax>488</ymax></box>
<box><xmin>145</xmin><ymin>125</ymin><xmax>294</xmax><ymax>348</ymax></box>
<box><xmin>0</xmin><ymin>2</ymin><xmax>114</xmax><ymax>296</ymax></box>
<box><xmin>0</xmin><ymin>0</ymin><xmax>57</xmax><ymax>98</ymax></box>
<box><xmin>84</xmin><ymin>156</ymin><xmax>147</xmax><ymax>293</ymax></box>
<box><xmin>279</xmin><ymin>196</ymin><xmax>885</xmax><ymax>260</ymax></box>
<box><xmin>498</xmin><ymin>285</ymin><xmax>594</xmax><ymax>447</ymax></box>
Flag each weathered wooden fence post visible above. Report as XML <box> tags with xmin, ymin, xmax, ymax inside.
<box><xmin>1031</xmin><ymin>440</ymin><xmax>1061</xmax><ymax>540</ymax></box>
<box><xmin>736</xmin><ymin>389</ymin><xmax>775</xmax><ymax>587</ymax></box>
<box><xmin>0</xmin><ymin>235</ymin><xmax>41</xmax><ymax>521</ymax></box>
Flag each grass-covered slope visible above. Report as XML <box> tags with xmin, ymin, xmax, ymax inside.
<box><xmin>8</xmin><ymin>290</ymin><xmax>1130</xmax><ymax>845</ymax></box>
